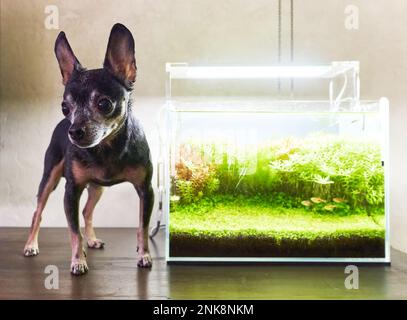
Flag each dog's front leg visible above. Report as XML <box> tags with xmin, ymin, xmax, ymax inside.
<box><xmin>136</xmin><ymin>183</ymin><xmax>154</xmax><ymax>268</ymax></box>
<box><xmin>64</xmin><ymin>180</ymin><xmax>88</xmax><ymax>275</ymax></box>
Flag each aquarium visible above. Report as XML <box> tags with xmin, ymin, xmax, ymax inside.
<box><xmin>160</xmin><ymin>63</ymin><xmax>389</xmax><ymax>263</ymax></box>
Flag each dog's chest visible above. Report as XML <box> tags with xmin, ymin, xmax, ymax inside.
<box><xmin>72</xmin><ymin>160</ymin><xmax>147</xmax><ymax>187</ymax></box>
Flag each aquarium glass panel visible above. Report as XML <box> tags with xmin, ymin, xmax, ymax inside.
<box><xmin>166</xmin><ymin>100</ymin><xmax>388</xmax><ymax>262</ymax></box>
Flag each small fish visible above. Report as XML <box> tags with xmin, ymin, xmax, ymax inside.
<box><xmin>333</xmin><ymin>197</ymin><xmax>346</xmax><ymax>203</ymax></box>
<box><xmin>311</xmin><ymin>197</ymin><xmax>327</xmax><ymax>204</ymax></box>
<box><xmin>323</xmin><ymin>205</ymin><xmax>337</xmax><ymax>211</ymax></box>
<box><xmin>301</xmin><ymin>200</ymin><xmax>312</xmax><ymax>207</ymax></box>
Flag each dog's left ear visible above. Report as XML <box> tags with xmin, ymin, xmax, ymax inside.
<box><xmin>103</xmin><ymin>23</ymin><xmax>137</xmax><ymax>88</ymax></box>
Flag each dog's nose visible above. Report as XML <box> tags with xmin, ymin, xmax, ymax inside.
<box><xmin>69</xmin><ymin>127</ymin><xmax>85</xmax><ymax>141</ymax></box>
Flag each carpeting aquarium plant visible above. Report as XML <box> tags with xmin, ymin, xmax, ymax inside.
<box><xmin>170</xmin><ymin>135</ymin><xmax>385</xmax><ymax>257</ymax></box>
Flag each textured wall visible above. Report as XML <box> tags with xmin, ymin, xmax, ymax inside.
<box><xmin>1</xmin><ymin>0</ymin><xmax>407</xmax><ymax>253</ymax></box>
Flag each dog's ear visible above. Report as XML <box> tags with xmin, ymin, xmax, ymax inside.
<box><xmin>103</xmin><ymin>23</ymin><xmax>137</xmax><ymax>88</ymax></box>
<box><xmin>54</xmin><ymin>32</ymin><xmax>82</xmax><ymax>85</ymax></box>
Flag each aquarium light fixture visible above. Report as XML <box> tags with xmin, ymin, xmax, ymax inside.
<box><xmin>166</xmin><ymin>62</ymin><xmax>358</xmax><ymax>80</ymax></box>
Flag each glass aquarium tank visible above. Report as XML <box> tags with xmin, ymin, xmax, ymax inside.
<box><xmin>159</xmin><ymin>62</ymin><xmax>389</xmax><ymax>263</ymax></box>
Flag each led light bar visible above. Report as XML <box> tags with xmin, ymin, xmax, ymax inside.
<box><xmin>166</xmin><ymin>62</ymin><xmax>358</xmax><ymax>79</ymax></box>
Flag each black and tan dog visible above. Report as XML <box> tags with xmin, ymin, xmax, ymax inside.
<box><xmin>23</xmin><ymin>24</ymin><xmax>154</xmax><ymax>275</ymax></box>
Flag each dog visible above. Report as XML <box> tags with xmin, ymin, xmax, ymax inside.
<box><xmin>23</xmin><ymin>23</ymin><xmax>154</xmax><ymax>275</ymax></box>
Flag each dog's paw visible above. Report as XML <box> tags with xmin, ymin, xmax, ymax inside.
<box><xmin>87</xmin><ymin>238</ymin><xmax>105</xmax><ymax>249</ymax></box>
<box><xmin>70</xmin><ymin>260</ymin><xmax>89</xmax><ymax>276</ymax></box>
<box><xmin>23</xmin><ymin>245</ymin><xmax>39</xmax><ymax>257</ymax></box>
<box><xmin>137</xmin><ymin>252</ymin><xmax>152</xmax><ymax>268</ymax></box>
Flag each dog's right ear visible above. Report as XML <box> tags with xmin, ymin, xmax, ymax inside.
<box><xmin>54</xmin><ymin>32</ymin><xmax>82</xmax><ymax>85</ymax></box>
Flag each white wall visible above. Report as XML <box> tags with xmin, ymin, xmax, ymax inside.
<box><xmin>1</xmin><ymin>0</ymin><xmax>407</xmax><ymax>253</ymax></box>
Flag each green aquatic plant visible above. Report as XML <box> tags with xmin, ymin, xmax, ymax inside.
<box><xmin>175</xmin><ymin>180</ymin><xmax>195</xmax><ymax>204</ymax></box>
<box><xmin>170</xmin><ymin>136</ymin><xmax>385</xmax><ymax>258</ymax></box>
<box><xmin>172</xmin><ymin>135</ymin><xmax>384</xmax><ymax>214</ymax></box>
<box><xmin>267</xmin><ymin>136</ymin><xmax>384</xmax><ymax>211</ymax></box>
<box><xmin>169</xmin><ymin>196</ymin><xmax>385</xmax><ymax>257</ymax></box>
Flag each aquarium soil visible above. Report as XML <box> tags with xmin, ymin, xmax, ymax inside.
<box><xmin>169</xmin><ymin>233</ymin><xmax>385</xmax><ymax>258</ymax></box>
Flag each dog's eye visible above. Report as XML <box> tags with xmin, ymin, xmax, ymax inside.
<box><xmin>61</xmin><ymin>102</ymin><xmax>70</xmax><ymax>116</ymax></box>
<box><xmin>97</xmin><ymin>99</ymin><xmax>113</xmax><ymax>114</ymax></box>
